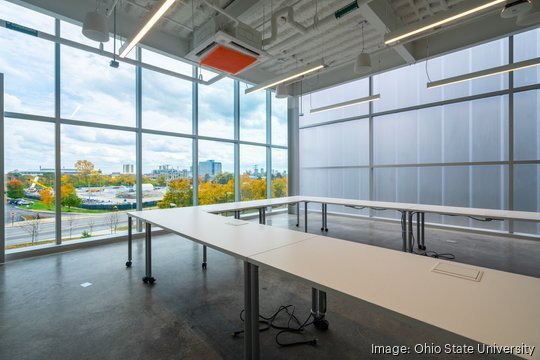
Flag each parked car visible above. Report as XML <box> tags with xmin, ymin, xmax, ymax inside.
<box><xmin>16</xmin><ymin>199</ymin><xmax>34</xmax><ymax>206</ymax></box>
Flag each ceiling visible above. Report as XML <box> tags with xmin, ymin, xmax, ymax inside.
<box><xmin>10</xmin><ymin>0</ymin><xmax>540</xmax><ymax>95</ymax></box>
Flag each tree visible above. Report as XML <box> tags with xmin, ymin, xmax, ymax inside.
<box><xmin>61</xmin><ymin>174</ymin><xmax>72</xmax><ymax>185</ymax></box>
<box><xmin>66</xmin><ymin>215</ymin><xmax>76</xmax><ymax>240</ymax></box>
<box><xmin>158</xmin><ymin>179</ymin><xmax>193</xmax><ymax>208</ymax></box>
<box><xmin>74</xmin><ymin>160</ymin><xmax>95</xmax><ymax>187</ymax></box>
<box><xmin>61</xmin><ymin>184</ymin><xmax>82</xmax><ymax>209</ymax></box>
<box><xmin>106</xmin><ymin>210</ymin><xmax>119</xmax><ymax>234</ymax></box>
<box><xmin>7</xmin><ymin>179</ymin><xmax>24</xmax><ymax>199</ymax></box>
<box><xmin>40</xmin><ymin>189</ymin><xmax>55</xmax><ymax>209</ymax></box>
<box><xmin>272</xmin><ymin>177</ymin><xmax>288</xmax><ymax>198</ymax></box>
<box><xmin>21</xmin><ymin>216</ymin><xmax>41</xmax><ymax>244</ymax></box>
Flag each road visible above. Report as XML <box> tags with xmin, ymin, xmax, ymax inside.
<box><xmin>4</xmin><ymin>209</ymin><xmax>130</xmax><ymax>247</ymax></box>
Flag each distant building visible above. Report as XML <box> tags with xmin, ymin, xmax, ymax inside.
<box><xmin>123</xmin><ymin>164</ymin><xmax>134</xmax><ymax>174</ymax></box>
<box><xmin>150</xmin><ymin>165</ymin><xmax>190</xmax><ymax>181</ymax></box>
<box><xmin>15</xmin><ymin>166</ymin><xmax>77</xmax><ymax>176</ymax></box>
<box><xmin>199</xmin><ymin>160</ymin><xmax>222</xmax><ymax>178</ymax></box>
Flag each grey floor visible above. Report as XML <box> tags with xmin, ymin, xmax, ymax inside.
<box><xmin>1</xmin><ymin>211</ymin><xmax>538</xmax><ymax>360</ymax></box>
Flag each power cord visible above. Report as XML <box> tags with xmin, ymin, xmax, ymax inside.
<box><xmin>409</xmin><ymin>212</ymin><xmax>456</xmax><ymax>260</ymax></box>
<box><xmin>233</xmin><ymin>305</ymin><xmax>318</xmax><ymax>347</ymax></box>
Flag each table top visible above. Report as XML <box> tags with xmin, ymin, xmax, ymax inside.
<box><xmin>198</xmin><ymin>196</ymin><xmax>304</xmax><ymax>214</ymax></box>
<box><xmin>410</xmin><ymin>204</ymin><xmax>540</xmax><ymax>222</ymax></box>
<box><xmin>250</xmin><ymin>236</ymin><xmax>540</xmax><ymax>359</ymax></box>
<box><xmin>128</xmin><ymin>207</ymin><xmax>317</xmax><ymax>260</ymax></box>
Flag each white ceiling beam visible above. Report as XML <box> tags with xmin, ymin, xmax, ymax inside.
<box><xmin>360</xmin><ymin>0</ymin><xmax>416</xmax><ymax>64</ymax></box>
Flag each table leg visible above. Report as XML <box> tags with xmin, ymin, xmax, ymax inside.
<box><xmin>304</xmin><ymin>202</ymin><xmax>308</xmax><ymax>233</ymax></box>
<box><xmin>235</xmin><ymin>211</ymin><xmax>240</xmax><ymax>219</ymax></box>
<box><xmin>416</xmin><ymin>212</ymin><xmax>420</xmax><ymax>250</ymax></box>
<box><xmin>311</xmin><ymin>288</ymin><xmax>318</xmax><ymax>317</ymax></box>
<box><xmin>250</xmin><ymin>264</ymin><xmax>260</xmax><ymax>360</ymax></box>
<box><xmin>244</xmin><ymin>262</ymin><xmax>260</xmax><ymax>360</ymax></box>
<box><xmin>324</xmin><ymin>204</ymin><xmax>328</xmax><ymax>232</ymax></box>
<box><xmin>420</xmin><ymin>212</ymin><xmax>426</xmax><ymax>250</ymax></box>
<box><xmin>296</xmin><ymin>202</ymin><xmax>300</xmax><ymax>227</ymax></box>
<box><xmin>408</xmin><ymin>212</ymin><xmax>414</xmax><ymax>253</ymax></box>
<box><xmin>321</xmin><ymin>203</ymin><xmax>325</xmax><ymax>231</ymax></box>
<box><xmin>244</xmin><ymin>262</ymin><xmax>253</xmax><ymax>360</ymax></box>
<box><xmin>126</xmin><ymin>216</ymin><xmax>132</xmax><ymax>267</ymax></box>
<box><xmin>401</xmin><ymin>211</ymin><xmax>407</xmax><ymax>252</ymax></box>
<box><xmin>142</xmin><ymin>222</ymin><xmax>155</xmax><ymax>284</ymax></box>
<box><xmin>258</xmin><ymin>208</ymin><xmax>266</xmax><ymax>225</ymax></box>
<box><xmin>202</xmin><ymin>245</ymin><xmax>207</xmax><ymax>270</ymax></box>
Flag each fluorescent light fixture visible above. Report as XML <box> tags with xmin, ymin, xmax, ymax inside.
<box><xmin>384</xmin><ymin>0</ymin><xmax>505</xmax><ymax>45</ymax></box>
<box><xmin>245</xmin><ymin>60</ymin><xmax>326</xmax><ymax>95</ymax></box>
<box><xmin>119</xmin><ymin>0</ymin><xmax>175</xmax><ymax>58</ymax></box>
<box><xmin>310</xmin><ymin>94</ymin><xmax>380</xmax><ymax>114</ymax></box>
<box><xmin>427</xmin><ymin>56</ymin><xmax>540</xmax><ymax>89</ymax></box>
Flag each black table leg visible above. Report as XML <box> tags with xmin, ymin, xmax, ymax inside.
<box><xmin>142</xmin><ymin>222</ymin><xmax>155</xmax><ymax>284</ymax></box>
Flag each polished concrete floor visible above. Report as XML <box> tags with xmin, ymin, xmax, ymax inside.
<box><xmin>1</xmin><ymin>211</ymin><xmax>538</xmax><ymax>360</ymax></box>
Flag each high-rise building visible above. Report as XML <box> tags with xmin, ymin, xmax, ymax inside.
<box><xmin>198</xmin><ymin>160</ymin><xmax>222</xmax><ymax>178</ymax></box>
<box><xmin>123</xmin><ymin>164</ymin><xmax>134</xmax><ymax>174</ymax></box>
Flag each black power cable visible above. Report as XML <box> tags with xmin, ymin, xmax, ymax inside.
<box><xmin>233</xmin><ymin>305</ymin><xmax>318</xmax><ymax>347</ymax></box>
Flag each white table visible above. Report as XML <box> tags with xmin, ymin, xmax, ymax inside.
<box><xmin>250</xmin><ymin>236</ymin><xmax>540</xmax><ymax>359</ymax></box>
<box><xmin>126</xmin><ymin>205</ymin><xmax>540</xmax><ymax>360</ymax></box>
<box><xmin>127</xmin><ymin>206</ymin><xmax>318</xmax><ymax>359</ymax></box>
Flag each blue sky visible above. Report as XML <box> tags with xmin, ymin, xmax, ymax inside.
<box><xmin>0</xmin><ymin>0</ymin><xmax>288</xmax><ymax>175</ymax></box>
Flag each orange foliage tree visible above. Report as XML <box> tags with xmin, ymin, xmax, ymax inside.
<box><xmin>40</xmin><ymin>189</ymin><xmax>55</xmax><ymax>209</ymax></box>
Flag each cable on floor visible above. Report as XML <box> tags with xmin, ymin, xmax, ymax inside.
<box><xmin>233</xmin><ymin>305</ymin><xmax>318</xmax><ymax>347</ymax></box>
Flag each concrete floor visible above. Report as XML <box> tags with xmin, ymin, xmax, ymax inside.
<box><xmin>1</xmin><ymin>211</ymin><xmax>538</xmax><ymax>360</ymax></box>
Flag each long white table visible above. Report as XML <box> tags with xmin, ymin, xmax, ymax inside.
<box><xmin>126</xmin><ymin>199</ymin><xmax>540</xmax><ymax>360</ymax></box>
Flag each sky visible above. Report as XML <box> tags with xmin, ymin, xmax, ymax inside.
<box><xmin>1</xmin><ymin>0</ymin><xmax>288</xmax><ymax>175</ymax></box>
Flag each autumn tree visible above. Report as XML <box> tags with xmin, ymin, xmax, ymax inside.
<box><xmin>158</xmin><ymin>179</ymin><xmax>193</xmax><ymax>208</ymax></box>
<box><xmin>75</xmin><ymin>160</ymin><xmax>95</xmax><ymax>186</ymax></box>
<box><xmin>40</xmin><ymin>188</ymin><xmax>55</xmax><ymax>209</ymax></box>
<box><xmin>61</xmin><ymin>184</ymin><xmax>82</xmax><ymax>209</ymax></box>
<box><xmin>7</xmin><ymin>179</ymin><xmax>25</xmax><ymax>199</ymax></box>
<box><xmin>272</xmin><ymin>177</ymin><xmax>288</xmax><ymax>198</ymax></box>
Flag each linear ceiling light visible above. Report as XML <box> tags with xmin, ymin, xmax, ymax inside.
<box><xmin>384</xmin><ymin>0</ymin><xmax>506</xmax><ymax>45</ymax></box>
<box><xmin>310</xmin><ymin>94</ymin><xmax>381</xmax><ymax>114</ymax></box>
<box><xmin>427</xmin><ymin>56</ymin><xmax>540</xmax><ymax>89</ymax></box>
<box><xmin>119</xmin><ymin>0</ymin><xmax>175</xmax><ymax>58</ymax></box>
<box><xmin>245</xmin><ymin>60</ymin><xmax>326</xmax><ymax>95</ymax></box>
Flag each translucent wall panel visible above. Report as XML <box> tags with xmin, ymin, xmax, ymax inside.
<box><xmin>240</xmin><ymin>145</ymin><xmax>266</xmax><ymax>201</ymax></box>
<box><xmin>514</xmin><ymin>28</ymin><xmax>540</xmax><ymax>87</ymax></box>
<box><xmin>514</xmin><ymin>165</ymin><xmax>540</xmax><ymax>235</ymax></box>
<box><xmin>373</xmin><ymin>96</ymin><xmax>508</xmax><ymax>165</ymax></box>
<box><xmin>198</xmin><ymin>140</ymin><xmax>234</xmax><ymax>204</ymax></box>
<box><xmin>373</xmin><ymin>165</ymin><xmax>507</xmax><ymax>231</ymax></box>
<box><xmin>0</xmin><ymin>2</ymin><xmax>54</xmax><ymax>117</ymax></box>
<box><xmin>514</xmin><ymin>90</ymin><xmax>540</xmax><ymax>161</ymax></box>
<box><xmin>374</xmin><ymin>38</ymin><xmax>508</xmax><ymax>112</ymax></box>
<box><xmin>299</xmin><ymin>78</ymin><xmax>369</xmax><ymax>127</ymax></box>
<box><xmin>198</xmin><ymin>77</ymin><xmax>234</xmax><ymax>139</ymax></box>
<box><xmin>271</xmin><ymin>149</ymin><xmax>288</xmax><ymax>198</ymax></box>
<box><xmin>300</xmin><ymin>168</ymin><xmax>369</xmax><ymax>216</ymax></box>
<box><xmin>300</xmin><ymin>119</ymin><xmax>369</xmax><ymax>168</ymax></box>
<box><xmin>240</xmin><ymin>85</ymin><xmax>266</xmax><ymax>144</ymax></box>
<box><xmin>142</xmin><ymin>50</ymin><xmax>192</xmax><ymax>134</ymax></box>
<box><xmin>61</xmin><ymin>47</ymin><xmax>136</xmax><ymax>126</ymax></box>
<box><xmin>4</xmin><ymin>119</ymin><xmax>56</xmax><ymax>249</ymax></box>
<box><xmin>272</xmin><ymin>97</ymin><xmax>288</xmax><ymax>146</ymax></box>
<box><xmin>61</xmin><ymin>125</ymin><xmax>135</xmax><ymax>240</ymax></box>
<box><xmin>142</xmin><ymin>134</ymin><xmax>192</xmax><ymax>209</ymax></box>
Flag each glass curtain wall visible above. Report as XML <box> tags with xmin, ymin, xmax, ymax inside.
<box><xmin>300</xmin><ymin>32</ymin><xmax>540</xmax><ymax>236</ymax></box>
<box><xmin>1</xmin><ymin>1</ymin><xmax>288</xmax><ymax>253</ymax></box>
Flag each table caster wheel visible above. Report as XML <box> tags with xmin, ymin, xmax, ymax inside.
<box><xmin>325</xmin><ymin>228</ymin><xmax>329</xmax><ymax>232</ymax></box>
<box><xmin>321</xmin><ymin>227</ymin><xmax>324</xmax><ymax>231</ymax></box>
<box><xmin>125</xmin><ymin>261</ymin><xmax>132</xmax><ymax>267</ymax></box>
<box><xmin>142</xmin><ymin>276</ymin><xmax>156</xmax><ymax>284</ymax></box>
<box><xmin>314</xmin><ymin>318</ymin><xmax>329</xmax><ymax>331</ymax></box>
<box><xmin>202</xmin><ymin>262</ymin><xmax>207</xmax><ymax>270</ymax></box>
<box><xmin>296</xmin><ymin>223</ymin><xmax>299</xmax><ymax>227</ymax></box>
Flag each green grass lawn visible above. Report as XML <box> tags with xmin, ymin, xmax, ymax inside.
<box><xmin>19</xmin><ymin>199</ymin><xmax>109</xmax><ymax>214</ymax></box>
